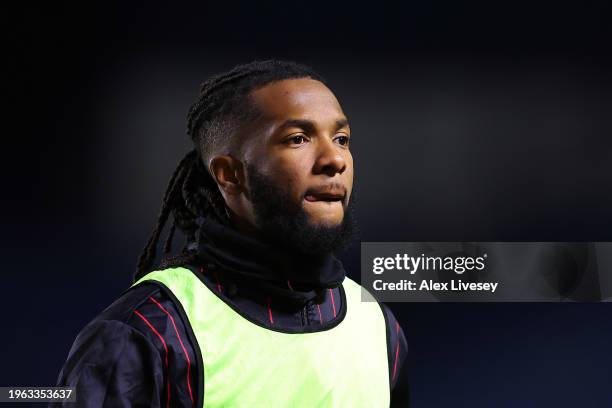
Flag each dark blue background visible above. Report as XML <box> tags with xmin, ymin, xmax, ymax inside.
<box><xmin>4</xmin><ymin>1</ymin><xmax>612</xmax><ymax>406</ymax></box>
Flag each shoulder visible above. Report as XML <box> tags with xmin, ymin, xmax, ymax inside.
<box><xmin>378</xmin><ymin>302</ymin><xmax>409</xmax><ymax>405</ymax></box>
<box><xmin>61</xmin><ymin>281</ymin><xmax>166</xmax><ymax>365</ymax></box>
<box><xmin>79</xmin><ymin>277</ymin><xmax>199</xmax><ymax>369</ymax></box>
<box><xmin>55</xmin><ymin>280</ymin><xmax>202</xmax><ymax>407</ymax></box>
<box><xmin>347</xmin><ymin>275</ymin><xmax>408</xmax><ymax>389</ymax></box>
<box><xmin>95</xmin><ymin>280</ymin><xmax>163</xmax><ymax>322</ymax></box>
<box><xmin>380</xmin><ymin>303</ymin><xmax>411</xmax><ymax>406</ymax></box>
<box><xmin>341</xmin><ymin>277</ymin><xmax>408</xmax><ymax>384</ymax></box>
<box><xmin>59</xmin><ymin>281</ymin><xmax>171</xmax><ymax>371</ymax></box>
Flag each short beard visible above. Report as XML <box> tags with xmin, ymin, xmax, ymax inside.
<box><xmin>245</xmin><ymin>163</ymin><xmax>359</xmax><ymax>257</ymax></box>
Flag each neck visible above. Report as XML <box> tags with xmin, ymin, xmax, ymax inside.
<box><xmin>194</xmin><ymin>216</ymin><xmax>345</xmax><ymax>289</ymax></box>
<box><xmin>227</xmin><ymin>208</ymin><xmax>262</xmax><ymax>241</ymax></box>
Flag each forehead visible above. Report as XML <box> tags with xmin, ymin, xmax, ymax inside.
<box><xmin>249</xmin><ymin>78</ymin><xmax>344</xmax><ymax>121</ymax></box>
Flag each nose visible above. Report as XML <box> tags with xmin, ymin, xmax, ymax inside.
<box><xmin>313</xmin><ymin>137</ymin><xmax>347</xmax><ymax>176</ymax></box>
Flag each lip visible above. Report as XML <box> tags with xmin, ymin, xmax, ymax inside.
<box><xmin>303</xmin><ymin>187</ymin><xmax>346</xmax><ymax>203</ymax></box>
<box><xmin>304</xmin><ymin>194</ymin><xmax>344</xmax><ymax>202</ymax></box>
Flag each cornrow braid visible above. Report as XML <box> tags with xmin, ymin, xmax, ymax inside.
<box><xmin>134</xmin><ymin>59</ymin><xmax>326</xmax><ymax>282</ymax></box>
<box><xmin>134</xmin><ymin>150</ymin><xmax>198</xmax><ymax>280</ymax></box>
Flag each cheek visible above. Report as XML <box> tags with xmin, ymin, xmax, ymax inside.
<box><xmin>282</xmin><ymin>167</ymin><xmax>310</xmax><ymax>200</ymax></box>
<box><xmin>344</xmin><ymin>154</ymin><xmax>354</xmax><ymax>181</ymax></box>
<box><xmin>346</xmin><ymin>154</ymin><xmax>354</xmax><ymax>178</ymax></box>
<box><xmin>264</xmin><ymin>157</ymin><xmax>311</xmax><ymax>198</ymax></box>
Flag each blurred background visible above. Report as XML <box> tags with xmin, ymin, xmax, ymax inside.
<box><xmin>4</xmin><ymin>1</ymin><xmax>612</xmax><ymax>406</ymax></box>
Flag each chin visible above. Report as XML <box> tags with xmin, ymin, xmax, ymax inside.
<box><xmin>306</xmin><ymin>213</ymin><xmax>344</xmax><ymax>228</ymax></box>
<box><xmin>301</xmin><ymin>201</ymin><xmax>346</xmax><ymax>228</ymax></box>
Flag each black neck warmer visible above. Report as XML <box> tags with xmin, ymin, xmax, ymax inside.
<box><xmin>190</xmin><ymin>216</ymin><xmax>346</xmax><ymax>308</ymax></box>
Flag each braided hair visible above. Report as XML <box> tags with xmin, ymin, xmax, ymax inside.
<box><xmin>134</xmin><ymin>60</ymin><xmax>326</xmax><ymax>281</ymax></box>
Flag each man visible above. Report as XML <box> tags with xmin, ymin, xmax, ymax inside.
<box><xmin>53</xmin><ymin>60</ymin><xmax>409</xmax><ymax>407</ymax></box>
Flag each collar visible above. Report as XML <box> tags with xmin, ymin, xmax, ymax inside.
<box><xmin>190</xmin><ymin>216</ymin><xmax>346</xmax><ymax>307</ymax></box>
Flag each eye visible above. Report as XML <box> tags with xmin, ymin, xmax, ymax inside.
<box><xmin>335</xmin><ymin>134</ymin><xmax>350</xmax><ymax>146</ymax></box>
<box><xmin>286</xmin><ymin>134</ymin><xmax>308</xmax><ymax>145</ymax></box>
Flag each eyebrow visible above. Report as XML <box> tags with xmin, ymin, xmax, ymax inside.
<box><xmin>277</xmin><ymin>117</ymin><xmax>350</xmax><ymax>133</ymax></box>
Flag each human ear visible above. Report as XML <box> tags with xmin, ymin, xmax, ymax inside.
<box><xmin>209</xmin><ymin>155</ymin><xmax>245</xmax><ymax>195</ymax></box>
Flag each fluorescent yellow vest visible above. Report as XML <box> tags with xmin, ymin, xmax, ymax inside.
<box><xmin>134</xmin><ymin>267</ymin><xmax>390</xmax><ymax>407</ymax></box>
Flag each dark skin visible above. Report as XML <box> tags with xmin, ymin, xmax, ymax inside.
<box><xmin>209</xmin><ymin>78</ymin><xmax>354</xmax><ymax>236</ymax></box>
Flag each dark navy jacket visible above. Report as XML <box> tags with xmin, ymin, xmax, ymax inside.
<box><xmin>52</xmin><ymin>264</ymin><xmax>409</xmax><ymax>407</ymax></box>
